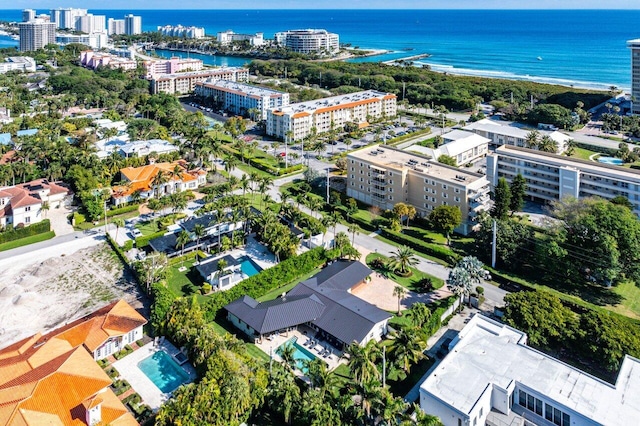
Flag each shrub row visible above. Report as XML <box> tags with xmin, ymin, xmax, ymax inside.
<box><xmin>379</xmin><ymin>228</ymin><xmax>461</xmax><ymax>265</ymax></box>
<box><xmin>106</xmin><ymin>204</ymin><xmax>140</xmax><ymax>218</ymax></box>
<box><xmin>202</xmin><ymin>247</ymin><xmax>328</xmax><ymax>320</ymax></box>
<box><xmin>386</xmin><ymin>127</ymin><xmax>432</xmax><ymax>146</ymax></box>
<box><xmin>0</xmin><ymin>219</ymin><xmax>51</xmax><ymax>244</ymax></box>
<box><xmin>336</xmin><ymin>207</ymin><xmax>379</xmax><ymax>232</ymax></box>
<box><xmin>135</xmin><ymin>230</ymin><xmax>166</xmax><ymax>248</ymax></box>
<box><xmin>106</xmin><ymin>234</ymin><xmax>130</xmax><ymax>267</ymax></box>
<box><xmin>223</xmin><ymin>145</ymin><xmax>304</xmax><ymax>176</ymax></box>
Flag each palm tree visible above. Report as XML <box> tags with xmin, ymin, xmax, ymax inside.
<box><xmin>279</xmin><ymin>342</ymin><xmax>297</xmax><ymax>371</ymax></box>
<box><xmin>193</xmin><ymin>223</ymin><xmax>206</xmax><ymax>251</ymax></box>
<box><xmin>388</xmin><ymin>246</ymin><xmax>419</xmax><ymax>276</ymax></box>
<box><xmin>401</xmin><ymin>403</ymin><xmax>444</xmax><ymax>426</ymax></box>
<box><xmin>151</xmin><ymin>170</ymin><xmax>169</xmax><ymax>199</ymax></box>
<box><xmin>40</xmin><ymin>201</ymin><xmax>50</xmax><ymax>219</ymax></box>
<box><xmin>447</xmin><ymin>256</ymin><xmax>486</xmax><ymax>307</ymax></box>
<box><xmin>176</xmin><ymin>230</ymin><xmax>191</xmax><ymax>263</ymax></box>
<box><xmin>524</xmin><ymin>130</ymin><xmax>540</xmax><ymax>149</ymax></box>
<box><xmin>393</xmin><ymin>285</ymin><xmax>408</xmax><ymax>316</ymax></box>
<box><xmin>348</xmin><ymin>223</ymin><xmax>359</xmax><ymax>245</ymax></box>
<box><xmin>267</xmin><ymin>365</ymin><xmax>300</xmax><ymax>425</ymax></box>
<box><xmin>539</xmin><ymin>135</ymin><xmax>558</xmax><ymax>153</ymax></box>
<box><xmin>390</xmin><ymin>327</ymin><xmax>426</xmax><ymax>372</ymax></box>
<box><xmin>344</xmin><ymin>340</ymin><xmax>381</xmax><ymax>386</ymax></box>
<box><xmin>224</xmin><ymin>155</ymin><xmax>238</xmax><ymax>175</ymax></box>
<box><xmin>113</xmin><ymin>217</ymin><xmax>125</xmax><ymax>241</ymax></box>
<box><xmin>168</xmin><ymin>164</ymin><xmax>184</xmax><ymax>193</ymax></box>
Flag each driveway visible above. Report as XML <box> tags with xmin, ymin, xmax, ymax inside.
<box><xmin>46</xmin><ymin>204</ymin><xmax>74</xmax><ymax>236</ymax></box>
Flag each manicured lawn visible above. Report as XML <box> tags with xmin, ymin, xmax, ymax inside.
<box><xmin>375</xmin><ymin>235</ymin><xmax>450</xmax><ymax>266</ymax></box>
<box><xmin>610</xmin><ymin>281</ymin><xmax>640</xmax><ymax>319</ymax></box>
<box><xmin>257</xmin><ymin>267</ymin><xmax>323</xmax><ymax>302</ymax></box>
<box><xmin>365</xmin><ymin>253</ymin><xmax>444</xmax><ymax>291</ymax></box>
<box><xmin>571</xmin><ymin>147</ymin><xmax>599</xmax><ymax>161</ymax></box>
<box><xmin>387</xmin><ymin>356</ymin><xmax>435</xmax><ymax>398</ymax></box>
<box><xmin>165</xmin><ymin>262</ymin><xmax>207</xmax><ymax>303</ymax></box>
<box><xmin>74</xmin><ymin>210</ymin><xmax>140</xmax><ymax>231</ymax></box>
<box><xmin>0</xmin><ymin>231</ymin><xmax>55</xmax><ymax>252</ymax></box>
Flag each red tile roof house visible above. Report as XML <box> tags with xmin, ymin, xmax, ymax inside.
<box><xmin>0</xmin><ymin>179</ymin><xmax>71</xmax><ymax>228</ymax></box>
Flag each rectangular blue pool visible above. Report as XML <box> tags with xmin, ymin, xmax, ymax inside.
<box><xmin>237</xmin><ymin>255</ymin><xmax>262</xmax><ymax>277</ymax></box>
<box><xmin>138</xmin><ymin>351</ymin><xmax>190</xmax><ymax>393</ymax></box>
<box><xmin>276</xmin><ymin>337</ymin><xmax>318</xmax><ymax>371</ymax></box>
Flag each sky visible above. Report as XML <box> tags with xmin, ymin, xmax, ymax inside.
<box><xmin>3</xmin><ymin>1</ymin><xmax>640</xmax><ymax>9</ymax></box>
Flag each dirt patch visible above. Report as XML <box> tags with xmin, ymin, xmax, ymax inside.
<box><xmin>0</xmin><ymin>243</ymin><xmax>144</xmax><ymax>348</ymax></box>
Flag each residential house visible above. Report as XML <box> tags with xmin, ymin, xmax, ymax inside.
<box><xmin>0</xmin><ymin>179</ymin><xmax>71</xmax><ymax>228</ymax></box>
<box><xmin>0</xmin><ymin>299</ymin><xmax>144</xmax><ymax>425</ymax></box>
<box><xmin>419</xmin><ymin>314</ymin><xmax>640</xmax><ymax>426</ymax></box>
<box><xmin>225</xmin><ymin>260</ymin><xmax>391</xmax><ymax>349</ymax></box>
<box><xmin>196</xmin><ymin>254</ymin><xmax>243</xmax><ymax>290</ymax></box>
<box><xmin>111</xmin><ymin>160</ymin><xmax>206</xmax><ymax>205</ymax></box>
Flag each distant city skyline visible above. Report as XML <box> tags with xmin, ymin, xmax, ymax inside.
<box><xmin>4</xmin><ymin>1</ymin><xmax>640</xmax><ymax>10</ymax></box>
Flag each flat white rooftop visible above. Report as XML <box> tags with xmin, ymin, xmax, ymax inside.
<box><xmin>153</xmin><ymin>67</ymin><xmax>247</xmax><ymax>80</ymax></box>
<box><xmin>198</xmin><ymin>79</ymin><xmax>287</xmax><ymax>97</ymax></box>
<box><xmin>349</xmin><ymin>145</ymin><xmax>486</xmax><ymax>185</ymax></box>
<box><xmin>420</xmin><ymin>315</ymin><xmax>640</xmax><ymax>424</ymax></box>
<box><xmin>440</xmin><ymin>130</ymin><xmax>490</xmax><ymax>157</ymax></box>
<box><xmin>273</xmin><ymin>90</ymin><xmax>393</xmax><ymax>115</ymax></box>
<box><xmin>464</xmin><ymin>118</ymin><xmax>531</xmax><ymax>139</ymax></box>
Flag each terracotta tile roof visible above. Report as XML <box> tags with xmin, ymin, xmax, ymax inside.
<box><xmin>0</xmin><ymin>301</ymin><xmax>142</xmax><ymax>426</ymax></box>
<box><xmin>0</xmin><ymin>179</ymin><xmax>71</xmax><ymax>214</ymax></box>
<box><xmin>114</xmin><ymin>160</ymin><xmax>205</xmax><ymax>199</ymax></box>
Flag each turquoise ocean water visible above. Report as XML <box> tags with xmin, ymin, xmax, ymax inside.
<box><xmin>0</xmin><ymin>9</ymin><xmax>637</xmax><ymax>90</ymax></box>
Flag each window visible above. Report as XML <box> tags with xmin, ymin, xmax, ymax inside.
<box><xmin>454</xmin><ymin>197</ymin><xmax>461</xmax><ymax>202</ymax></box>
<box><xmin>442</xmin><ymin>184</ymin><xmax>448</xmax><ymax>190</ymax></box>
<box><xmin>479</xmin><ymin>407</ymin><xmax>483</xmax><ymax>417</ymax></box>
<box><xmin>455</xmin><ymin>188</ymin><xmax>460</xmax><ymax>193</ymax></box>
<box><xmin>443</xmin><ymin>193</ymin><xmax>448</xmax><ymax>198</ymax></box>
<box><xmin>388</xmin><ymin>196</ymin><xmax>393</xmax><ymax>201</ymax></box>
<box><xmin>389</xmin><ymin>188</ymin><xmax>393</xmax><ymax>193</ymax></box>
<box><xmin>25</xmin><ymin>216</ymin><xmax>31</xmax><ymax>224</ymax></box>
<box><xmin>25</xmin><ymin>206</ymin><xmax>31</xmax><ymax>211</ymax></box>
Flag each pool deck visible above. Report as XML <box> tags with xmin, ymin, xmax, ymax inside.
<box><xmin>257</xmin><ymin>326</ymin><xmax>346</xmax><ymax>372</ymax></box>
<box><xmin>112</xmin><ymin>340</ymin><xmax>197</xmax><ymax>411</ymax></box>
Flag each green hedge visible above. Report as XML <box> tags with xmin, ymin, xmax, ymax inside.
<box><xmin>107</xmin><ymin>204</ymin><xmax>140</xmax><ymax>218</ymax></box>
<box><xmin>0</xmin><ymin>219</ymin><xmax>51</xmax><ymax>244</ymax></box>
<box><xmin>379</xmin><ymin>229</ymin><xmax>461</xmax><ymax>265</ymax></box>
<box><xmin>135</xmin><ymin>230</ymin><xmax>166</xmax><ymax>248</ymax></box>
<box><xmin>106</xmin><ymin>234</ymin><xmax>130</xmax><ymax>267</ymax></box>
<box><xmin>223</xmin><ymin>145</ymin><xmax>303</xmax><ymax>176</ymax></box>
<box><xmin>202</xmin><ymin>247</ymin><xmax>328</xmax><ymax>320</ymax></box>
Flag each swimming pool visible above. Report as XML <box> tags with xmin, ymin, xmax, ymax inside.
<box><xmin>138</xmin><ymin>351</ymin><xmax>190</xmax><ymax>393</ymax></box>
<box><xmin>237</xmin><ymin>255</ymin><xmax>262</xmax><ymax>277</ymax></box>
<box><xmin>276</xmin><ymin>337</ymin><xmax>318</xmax><ymax>371</ymax></box>
<box><xmin>598</xmin><ymin>156</ymin><xmax>624</xmax><ymax>165</ymax></box>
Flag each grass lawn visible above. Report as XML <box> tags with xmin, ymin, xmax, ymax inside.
<box><xmin>609</xmin><ymin>281</ymin><xmax>640</xmax><ymax>319</ymax></box>
<box><xmin>165</xmin><ymin>262</ymin><xmax>208</xmax><ymax>303</ymax></box>
<box><xmin>375</xmin><ymin>235</ymin><xmax>450</xmax><ymax>266</ymax></box>
<box><xmin>0</xmin><ymin>231</ymin><xmax>55</xmax><ymax>252</ymax></box>
<box><xmin>365</xmin><ymin>253</ymin><xmax>445</xmax><ymax>291</ymax></box>
<box><xmin>257</xmin><ymin>267</ymin><xmax>323</xmax><ymax>302</ymax></box>
<box><xmin>387</xmin><ymin>356</ymin><xmax>435</xmax><ymax>398</ymax></box>
<box><xmin>74</xmin><ymin>210</ymin><xmax>140</xmax><ymax>231</ymax></box>
<box><xmin>571</xmin><ymin>147</ymin><xmax>599</xmax><ymax>161</ymax></box>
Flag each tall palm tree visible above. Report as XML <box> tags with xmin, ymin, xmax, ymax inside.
<box><xmin>40</xmin><ymin>201</ymin><xmax>50</xmax><ymax>219</ymax></box>
<box><xmin>151</xmin><ymin>170</ymin><xmax>169</xmax><ymax>199</ymax></box>
<box><xmin>539</xmin><ymin>135</ymin><xmax>558</xmax><ymax>153</ymax></box>
<box><xmin>390</xmin><ymin>327</ymin><xmax>426</xmax><ymax>373</ymax></box>
<box><xmin>113</xmin><ymin>217</ymin><xmax>125</xmax><ymax>241</ymax></box>
<box><xmin>388</xmin><ymin>246</ymin><xmax>419</xmax><ymax>276</ymax></box>
<box><xmin>348</xmin><ymin>223</ymin><xmax>359</xmax><ymax>245</ymax></box>
<box><xmin>279</xmin><ymin>342</ymin><xmax>297</xmax><ymax>371</ymax></box>
<box><xmin>168</xmin><ymin>164</ymin><xmax>184</xmax><ymax>193</ymax></box>
<box><xmin>193</xmin><ymin>223</ymin><xmax>206</xmax><ymax>251</ymax></box>
<box><xmin>176</xmin><ymin>230</ymin><xmax>191</xmax><ymax>263</ymax></box>
<box><xmin>224</xmin><ymin>155</ymin><xmax>238</xmax><ymax>175</ymax></box>
<box><xmin>393</xmin><ymin>285</ymin><xmax>408</xmax><ymax>316</ymax></box>
<box><xmin>344</xmin><ymin>340</ymin><xmax>381</xmax><ymax>386</ymax></box>
<box><xmin>524</xmin><ymin>130</ymin><xmax>540</xmax><ymax>149</ymax></box>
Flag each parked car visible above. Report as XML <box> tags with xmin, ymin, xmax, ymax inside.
<box><xmin>131</xmin><ymin>229</ymin><xmax>142</xmax><ymax>238</ymax></box>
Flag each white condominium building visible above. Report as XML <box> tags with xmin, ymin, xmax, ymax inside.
<box><xmin>22</xmin><ymin>9</ymin><xmax>35</xmax><ymax>22</ymax></box>
<box><xmin>143</xmin><ymin>57</ymin><xmax>203</xmax><ymax>77</ymax></box>
<box><xmin>628</xmin><ymin>39</ymin><xmax>640</xmax><ymax>115</ymax></box>
<box><xmin>150</xmin><ymin>68</ymin><xmax>249</xmax><ymax>95</ymax></box>
<box><xmin>76</xmin><ymin>14</ymin><xmax>106</xmax><ymax>34</ymax></box>
<box><xmin>49</xmin><ymin>7</ymin><xmax>87</xmax><ymax>29</ymax></box>
<box><xmin>0</xmin><ymin>57</ymin><xmax>36</xmax><ymax>74</ymax></box>
<box><xmin>347</xmin><ymin>145</ymin><xmax>491</xmax><ymax>234</ymax></box>
<box><xmin>409</xmin><ymin>130</ymin><xmax>490</xmax><ymax>166</ymax></box>
<box><xmin>216</xmin><ymin>30</ymin><xmax>264</xmax><ymax>46</ymax></box>
<box><xmin>18</xmin><ymin>20</ymin><xmax>56</xmax><ymax>52</ymax></box>
<box><xmin>464</xmin><ymin>118</ymin><xmax>571</xmax><ymax>154</ymax></box>
<box><xmin>124</xmin><ymin>14</ymin><xmax>142</xmax><ymax>35</ymax></box>
<box><xmin>420</xmin><ymin>315</ymin><xmax>640</xmax><ymax>426</ymax></box>
<box><xmin>267</xmin><ymin>90</ymin><xmax>397</xmax><ymax>141</ymax></box>
<box><xmin>486</xmin><ymin>145</ymin><xmax>640</xmax><ymax>215</ymax></box>
<box><xmin>108</xmin><ymin>18</ymin><xmax>126</xmax><ymax>35</ymax></box>
<box><xmin>195</xmin><ymin>79</ymin><xmax>289</xmax><ymax>120</ymax></box>
<box><xmin>158</xmin><ymin>25</ymin><xmax>206</xmax><ymax>39</ymax></box>
<box><xmin>274</xmin><ymin>29</ymin><xmax>339</xmax><ymax>54</ymax></box>
<box><xmin>57</xmin><ymin>33</ymin><xmax>108</xmax><ymax>49</ymax></box>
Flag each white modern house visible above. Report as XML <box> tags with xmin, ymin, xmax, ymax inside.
<box><xmin>419</xmin><ymin>315</ymin><xmax>640</xmax><ymax>426</ymax></box>
<box><xmin>409</xmin><ymin>130</ymin><xmax>490</xmax><ymax>166</ymax></box>
<box><xmin>196</xmin><ymin>254</ymin><xmax>244</xmax><ymax>290</ymax></box>
<box><xmin>0</xmin><ymin>179</ymin><xmax>70</xmax><ymax>228</ymax></box>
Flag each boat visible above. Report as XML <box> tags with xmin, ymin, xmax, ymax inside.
<box><xmin>537</xmin><ymin>56</ymin><xmax>543</xmax><ymax>61</ymax></box>
<box><xmin>402</xmin><ymin>48</ymin><xmax>414</xmax><ymax>51</ymax></box>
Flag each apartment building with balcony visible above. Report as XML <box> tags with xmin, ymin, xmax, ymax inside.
<box><xmin>274</xmin><ymin>29</ymin><xmax>339</xmax><ymax>54</ymax></box>
<box><xmin>143</xmin><ymin>57</ymin><xmax>203</xmax><ymax>78</ymax></box>
<box><xmin>347</xmin><ymin>145</ymin><xmax>492</xmax><ymax>234</ymax></box>
<box><xmin>486</xmin><ymin>145</ymin><xmax>640</xmax><ymax>215</ymax></box>
<box><xmin>267</xmin><ymin>90</ymin><xmax>397</xmax><ymax>141</ymax></box>
<box><xmin>195</xmin><ymin>79</ymin><xmax>289</xmax><ymax>120</ymax></box>
<box><xmin>150</xmin><ymin>67</ymin><xmax>249</xmax><ymax>95</ymax></box>
<box><xmin>217</xmin><ymin>30</ymin><xmax>264</xmax><ymax>46</ymax></box>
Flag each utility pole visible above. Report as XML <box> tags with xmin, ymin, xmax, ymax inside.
<box><xmin>326</xmin><ymin>168</ymin><xmax>330</xmax><ymax>204</ymax></box>
<box><xmin>103</xmin><ymin>200</ymin><xmax>108</xmax><ymax>235</ymax></box>
<box><xmin>402</xmin><ymin>81</ymin><xmax>406</xmax><ymax>102</ymax></box>
<box><xmin>491</xmin><ymin>219</ymin><xmax>497</xmax><ymax>268</ymax></box>
<box><xmin>382</xmin><ymin>345</ymin><xmax>386</xmax><ymax>388</ymax></box>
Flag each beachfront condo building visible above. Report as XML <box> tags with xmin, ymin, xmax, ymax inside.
<box><xmin>108</xmin><ymin>18</ymin><xmax>126</xmax><ymax>35</ymax></box>
<box><xmin>486</xmin><ymin>145</ymin><xmax>640</xmax><ymax>215</ymax></box>
<box><xmin>419</xmin><ymin>315</ymin><xmax>640</xmax><ymax>426</ymax></box>
<box><xmin>628</xmin><ymin>39</ymin><xmax>640</xmax><ymax>115</ymax></box>
<box><xmin>274</xmin><ymin>29</ymin><xmax>339</xmax><ymax>54</ymax></box>
<box><xmin>195</xmin><ymin>79</ymin><xmax>290</xmax><ymax>120</ymax></box>
<box><xmin>143</xmin><ymin>57</ymin><xmax>204</xmax><ymax>77</ymax></box>
<box><xmin>18</xmin><ymin>19</ymin><xmax>56</xmax><ymax>52</ymax></box>
<box><xmin>76</xmin><ymin>14</ymin><xmax>106</xmax><ymax>34</ymax></box>
<box><xmin>158</xmin><ymin>24</ymin><xmax>206</xmax><ymax>39</ymax></box>
<box><xmin>266</xmin><ymin>90</ymin><xmax>397</xmax><ymax>141</ymax></box>
<box><xmin>49</xmin><ymin>7</ymin><xmax>87</xmax><ymax>29</ymax></box>
<box><xmin>150</xmin><ymin>67</ymin><xmax>249</xmax><ymax>95</ymax></box>
<box><xmin>409</xmin><ymin>130</ymin><xmax>490</xmax><ymax>166</ymax></box>
<box><xmin>464</xmin><ymin>118</ymin><xmax>571</xmax><ymax>154</ymax></box>
<box><xmin>347</xmin><ymin>145</ymin><xmax>492</xmax><ymax>234</ymax></box>
<box><xmin>57</xmin><ymin>33</ymin><xmax>108</xmax><ymax>49</ymax></box>
<box><xmin>217</xmin><ymin>30</ymin><xmax>265</xmax><ymax>46</ymax></box>
<box><xmin>124</xmin><ymin>14</ymin><xmax>142</xmax><ymax>35</ymax></box>
<box><xmin>22</xmin><ymin>9</ymin><xmax>35</xmax><ymax>22</ymax></box>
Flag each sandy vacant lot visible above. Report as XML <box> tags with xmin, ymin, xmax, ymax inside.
<box><xmin>0</xmin><ymin>241</ymin><xmax>143</xmax><ymax>348</ymax></box>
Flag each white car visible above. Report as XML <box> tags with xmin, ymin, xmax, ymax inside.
<box><xmin>131</xmin><ymin>229</ymin><xmax>142</xmax><ymax>238</ymax></box>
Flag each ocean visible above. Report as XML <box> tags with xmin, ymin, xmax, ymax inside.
<box><xmin>0</xmin><ymin>9</ymin><xmax>637</xmax><ymax>90</ymax></box>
